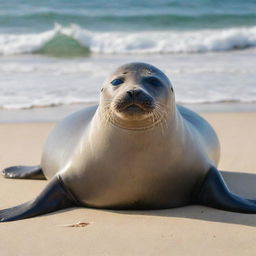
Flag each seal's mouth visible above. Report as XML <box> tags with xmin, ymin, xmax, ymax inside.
<box><xmin>107</xmin><ymin>99</ymin><xmax>166</xmax><ymax>130</ymax></box>
<box><xmin>116</xmin><ymin>102</ymin><xmax>155</xmax><ymax>115</ymax></box>
<box><xmin>114</xmin><ymin>90</ymin><xmax>155</xmax><ymax>116</ymax></box>
<box><xmin>105</xmin><ymin>89</ymin><xmax>167</xmax><ymax>130</ymax></box>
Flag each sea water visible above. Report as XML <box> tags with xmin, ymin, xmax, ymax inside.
<box><xmin>0</xmin><ymin>0</ymin><xmax>255</xmax><ymax>114</ymax></box>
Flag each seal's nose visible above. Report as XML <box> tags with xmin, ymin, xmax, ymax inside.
<box><xmin>127</xmin><ymin>89</ymin><xmax>142</xmax><ymax>98</ymax></box>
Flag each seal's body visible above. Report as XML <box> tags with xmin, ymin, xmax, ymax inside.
<box><xmin>1</xmin><ymin>63</ymin><xmax>256</xmax><ymax>222</ymax></box>
<box><xmin>42</xmin><ymin>104</ymin><xmax>218</xmax><ymax>209</ymax></box>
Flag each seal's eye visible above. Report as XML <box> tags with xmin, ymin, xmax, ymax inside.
<box><xmin>111</xmin><ymin>78</ymin><xmax>124</xmax><ymax>86</ymax></box>
<box><xmin>144</xmin><ymin>77</ymin><xmax>162</xmax><ymax>87</ymax></box>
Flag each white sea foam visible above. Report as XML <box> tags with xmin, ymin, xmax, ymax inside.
<box><xmin>0</xmin><ymin>63</ymin><xmax>255</xmax><ymax>110</ymax></box>
<box><xmin>1</xmin><ymin>24</ymin><xmax>256</xmax><ymax>55</ymax></box>
<box><xmin>0</xmin><ymin>39</ymin><xmax>255</xmax><ymax>110</ymax></box>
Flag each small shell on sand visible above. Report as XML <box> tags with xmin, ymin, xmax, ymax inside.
<box><xmin>58</xmin><ymin>221</ymin><xmax>92</xmax><ymax>228</ymax></box>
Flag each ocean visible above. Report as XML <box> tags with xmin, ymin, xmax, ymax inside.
<box><xmin>0</xmin><ymin>0</ymin><xmax>256</xmax><ymax>116</ymax></box>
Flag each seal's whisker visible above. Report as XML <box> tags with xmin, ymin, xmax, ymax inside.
<box><xmin>154</xmin><ymin>109</ymin><xmax>164</xmax><ymax>135</ymax></box>
<box><xmin>102</xmin><ymin>104</ymin><xmax>114</xmax><ymax>125</ymax></box>
<box><xmin>155</xmin><ymin>104</ymin><xmax>168</xmax><ymax>124</ymax></box>
<box><xmin>152</xmin><ymin>112</ymin><xmax>156</xmax><ymax>126</ymax></box>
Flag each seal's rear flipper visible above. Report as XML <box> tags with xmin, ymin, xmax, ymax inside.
<box><xmin>194</xmin><ymin>166</ymin><xmax>256</xmax><ymax>213</ymax></box>
<box><xmin>0</xmin><ymin>176</ymin><xmax>79</xmax><ymax>222</ymax></box>
<box><xmin>2</xmin><ymin>165</ymin><xmax>46</xmax><ymax>180</ymax></box>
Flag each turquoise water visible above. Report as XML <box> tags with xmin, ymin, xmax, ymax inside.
<box><xmin>0</xmin><ymin>0</ymin><xmax>255</xmax><ymax>110</ymax></box>
<box><xmin>1</xmin><ymin>0</ymin><xmax>256</xmax><ymax>32</ymax></box>
<box><xmin>1</xmin><ymin>0</ymin><xmax>256</xmax><ymax>55</ymax></box>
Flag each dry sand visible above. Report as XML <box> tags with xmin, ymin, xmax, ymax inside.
<box><xmin>0</xmin><ymin>112</ymin><xmax>255</xmax><ymax>256</ymax></box>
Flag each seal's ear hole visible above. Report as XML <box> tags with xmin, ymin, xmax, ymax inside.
<box><xmin>171</xmin><ymin>87</ymin><xmax>173</xmax><ymax>92</ymax></box>
<box><xmin>101</xmin><ymin>88</ymin><xmax>104</xmax><ymax>92</ymax></box>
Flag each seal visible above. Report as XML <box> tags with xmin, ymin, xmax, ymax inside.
<box><xmin>1</xmin><ymin>62</ymin><xmax>256</xmax><ymax>222</ymax></box>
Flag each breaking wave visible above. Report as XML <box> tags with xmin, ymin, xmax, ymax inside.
<box><xmin>1</xmin><ymin>24</ymin><xmax>256</xmax><ymax>56</ymax></box>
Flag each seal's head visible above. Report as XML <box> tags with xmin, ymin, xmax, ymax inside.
<box><xmin>100</xmin><ymin>62</ymin><xmax>175</xmax><ymax>130</ymax></box>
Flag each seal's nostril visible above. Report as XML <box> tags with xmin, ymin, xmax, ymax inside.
<box><xmin>127</xmin><ymin>89</ymin><xmax>142</xmax><ymax>97</ymax></box>
<box><xmin>127</xmin><ymin>90</ymin><xmax>133</xmax><ymax>97</ymax></box>
<box><xmin>134</xmin><ymin>90</ymin><xmax>142</xmax><ymax>96</ymax></box>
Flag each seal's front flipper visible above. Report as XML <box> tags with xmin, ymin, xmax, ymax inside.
<box><xmin>0</xmin><ymin>177</ymin><xmax>79</xmax><ymax>222</ymax></box>
<box><xmin>194</xmin><ymin>166</ymin><xmax>256</xmax><ymax>213</ymax></box>
<box><xmin>2</xmin><ymin>165</ymin><xmax>46</xmax><ymax>180</ymax></box>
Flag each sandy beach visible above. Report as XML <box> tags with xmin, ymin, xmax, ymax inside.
<box><xmin>1</xmin><ymin>0</ymin><xmax>256</xmax><ymax>255</ymax></box>
<box><xmin>0</xmin><ymin>112</ymin><xmax>255</xmax><ymax>256</ymax></box>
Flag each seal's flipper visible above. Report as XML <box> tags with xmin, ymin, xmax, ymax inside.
<box><xmin>2</xmin><ymin>165</ymin><xmax>46</xmax><ymax>180</ymax></box>
<box><xmin>194</xmin><ymin>166</ymin><xmax>256</xmax><ymax>213</ymax></box>
<box><xmin>0</xmin><ymin>176</ymin><xmax>79</xmax><ymax>222</ymax></box>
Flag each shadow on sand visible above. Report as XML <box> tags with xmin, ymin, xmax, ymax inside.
<box><xmin>5</xmin><ymin>171</ymin><xmax>256</xmax><ymax>227</ymax></box>
<box><xmin>107</xmin><ymin>171</ymin><xmax>256</xmax><ymax>227</ymax></box>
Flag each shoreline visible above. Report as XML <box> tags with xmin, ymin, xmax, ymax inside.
<box><xmin>1</xmin><ymin>102</ymin><xmax>256</xmax><ymax>123</ymax></box>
